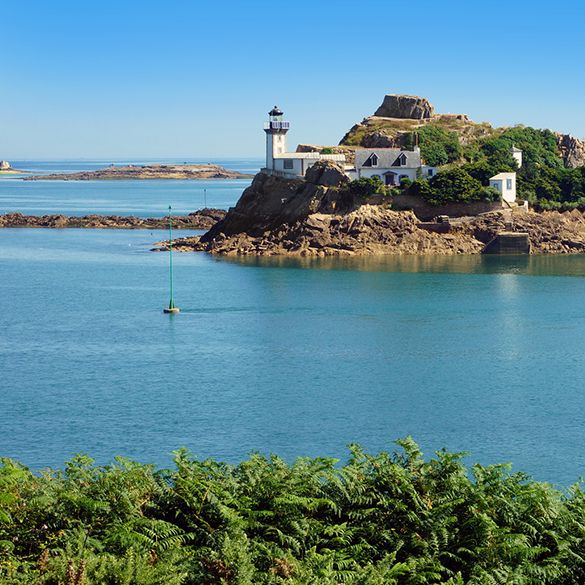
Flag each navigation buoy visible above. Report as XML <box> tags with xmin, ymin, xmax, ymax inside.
<box><xmin>163</xmin><ymin>205</ymin><xmax>180</xmax><ymax>314</ymax></box>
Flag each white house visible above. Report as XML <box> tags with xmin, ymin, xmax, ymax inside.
<box><xmin>489</xmin><ymin>172</ymin><xmax>517</xmax><ymax>204</ymax></box>
<box><xmin>263</xmin><ymin>107</ymin><xmax>345</xmax><ymax>178</ymax></box>
<box><xmin>348</xmin><ymin>147</ymin><xmax>436</xmax><ymax>185</ymax></box>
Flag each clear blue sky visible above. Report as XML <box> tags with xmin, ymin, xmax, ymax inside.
<box><xmin>2</xmin><ymin>0</ymin><xmax>584</xmax><ymax>159</ymax></box>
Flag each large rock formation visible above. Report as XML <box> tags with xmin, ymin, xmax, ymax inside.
<box><xmin>159</xmin><ymin>208</ymin><xmax>585</xmax><ymax>257</ymax></box>
<box><xmin>202</xmin><ymin>161</ymin><xmax>352</xmax><ymax>241</ymax></box>
<box><xmin>0</xmin><ymin>160</ymin><xmax>11</xmax><ymax>170</ymax></box>
<box><xmin>373</xmin><ymin>94</ymin><xmax>435</xmax><ymax>119</ymax></box>
<box><xmin>339</xmin><ymin>95</ymin><xmax>487</xmax><ymax>149</ymax></box>
<box><xmin>556</xmin><ymin>133</ymin><xmax>585</xmax><ymax>168</ymax></box>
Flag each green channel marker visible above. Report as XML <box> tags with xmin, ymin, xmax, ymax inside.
<box><xmin>163</xmin><ymin>205</ymin><xmax>180</xmax><ymax>314</ymax></box>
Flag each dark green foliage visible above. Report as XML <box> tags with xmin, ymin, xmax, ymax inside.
<box><xmin>410</xmin><ymin>169</ymin><xmax>500</xmax><ymax>206</ymax></box>
<box><xmin>412</xmin><ymin>123</ymin><xmax>585</xmax><ymax>208</ymax></box>
<box><xmin>320</xmin><ymin>147</ymin><xmax>334</xmax><ymax>155</ymax></box>
<box><xmin>2</xmin><ymin>441</ymin><xmax>585</xmax><ymax>584</ymax></box>
<box><xmin>417</xmin><ymin>126</ymin><xmax>462</xmax><ymax>167</ymax></box>
<box><xmin>349</xmin><ymin>176</ymin><xmax>387</xmax><ymax>197</ymax></box>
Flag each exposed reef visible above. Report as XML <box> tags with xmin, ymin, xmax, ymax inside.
<box><xmin>0</xmin><ymin>208</ymin><xmax>226</xmax><ymax>230</ymax></box>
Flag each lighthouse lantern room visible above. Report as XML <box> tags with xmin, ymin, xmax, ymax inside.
<box><xmin>264</xmin><ymin>106</ymin><xmax>290</xmax><ymax>171</ymax></box>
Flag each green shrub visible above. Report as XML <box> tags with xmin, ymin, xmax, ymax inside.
<box><xmin>2</xmin><ymin>441</ymin><xmax>585</xmax><ymax>583</ymax></box>
<box><xmin>348</xmin><ymin>176</ymin><xmax>387</xmax><ymax>197</ymax></box>
<box><xmin>417</xmin><ymin>125</ymin><xmax>462</xmax><ymax>166</ymax></box>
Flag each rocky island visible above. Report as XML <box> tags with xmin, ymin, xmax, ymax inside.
<box><xmin>23</xmin><ymin>163</ymin><xmax>252</xmax><ymax>181</ymax></box>
<box><xmin>154</xmin><ymin>94</ymin><xmax>585</xmax><ymax>256</ymax></box>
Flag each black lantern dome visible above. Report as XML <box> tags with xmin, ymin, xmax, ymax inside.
<box><xmin>269</xmin><ymin>106</ymin><xmax>283</xmax><ymax>117</ymax></box>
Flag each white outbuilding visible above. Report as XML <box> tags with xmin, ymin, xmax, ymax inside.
<box><xmin>489</xmin><ymin>172</ymin><xmax>517</xmax><ymax>204</ymax></box>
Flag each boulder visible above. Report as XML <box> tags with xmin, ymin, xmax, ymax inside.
<box><xmin>556</xmin><ymin>133</ymin><xmax>585</xmax><ymax>168</ymax></box>
<box><xmin>304</xmin><ymin>160</ymin><xmax>349</xmax><ymax>187</ymax></box>
<box><xmin>373</xmin><ymin>94</ymin><xmax>435</xmax><ymax>119</ymax></box>
<box><xmin>361</xmin><ymin>131</ymin><xmax>401</xmax><ymax>148</ymax></box>
<box><xmin>0</xmin><ymin>160</ymin><xmax>11</xmax><ymax>170</ymax></box>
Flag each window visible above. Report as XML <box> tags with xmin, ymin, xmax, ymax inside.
<box><xmin>283</xmin><ymin>159</ymin><xmax>294</xmax><ymax>170</ymax></box>
<box><xmin>427</xmin><ymin>169</ymin><xmax>434</xmax><ymax>177</ymax></box>
<box><xmin>506</xmin><ymin>178</ymin><xmax>513</xmax><ymax>190</ymax></box>
<box><xmin>391</xmin><ymin>153</ymin><xmax>408</xmax><ymax>167</ymax></box>
<box><xmin>363</xmin><ymin>153</ymin><xmax>378</xmax><ymax>167</ymax></box>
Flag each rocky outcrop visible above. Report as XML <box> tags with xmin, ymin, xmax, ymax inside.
<box><xmin>0</xmin><ymin>208</ymin><xmax>226</xmax><ymax>230</ymax></box>
<box><xmin>23</xmin><ymin>164</ymin><xmax>252</xmax><ymax>181</ymax></box>
<box><xmin>556</xmin><ymin>133</ymin><xmax>585</xmax><ymax>168</ymax></box>
<box><xmin>202</xmin><ymin>161</ymin><xmax>354</xmax><ymax>242</ymax></box>
<box><xmin>158</xmin><ymin>206</ymin><xmax>484</xmax><ymax>256</ymax></box>
<box><xmin>373</xmin><ymin>95</ymin><xmax>435</xmax><ymax>119</ymax></box>
<box><xmin>0</xmin><ymin>160</ymin><xmax>11</xmax><ymax>170</ymax></box>
<box><xmin>155</xmin><ymin>207</ymin><xmax>585</xmax><ymax>257</ymax></box>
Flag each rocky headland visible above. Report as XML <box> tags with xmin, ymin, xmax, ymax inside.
<box><xmin>296</xmin><ymin>94</ymin><xmax>585</xmax><ymax>168</ymax></box>
<box><xmin>0</xmin><ymin>208</ymin><xmax>226</xmax><ymax>230</ymax></box>
<box><xmin>23</xmin><ymin>163</ymin><xmax>252</xmax><ymax>181</ymax></box>
<box><xmin>153</xmin><ymin>160</ymin><xmax>585</xmax><ymax>256</ymax></box>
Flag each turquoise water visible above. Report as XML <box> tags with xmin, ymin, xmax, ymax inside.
<box><xmin>0</xmin><ymin>158</ymin><xmax>259</xmax><ymax>216</ymax></box>
<box><xmin>2</xmin><ymin>228</ymin><xmax>585</xmax><ymax>485</ymax></box>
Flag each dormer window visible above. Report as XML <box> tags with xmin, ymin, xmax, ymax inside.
<box><xmin>363</xmin><ymin>153</ymin><xmax>378</xmax><ymax>167</ymax></box>
<box><xmin>392</xmin><ymin>153</ymin><xmax>408</xmax><ymax>167</ymax></box>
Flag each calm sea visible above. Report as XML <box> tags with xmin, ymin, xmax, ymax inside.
<box><xmin>0</xmin><ymin>158</ymin><xmax>260</xmax><ymax>216</ymax></box>
<box><xmin>2</xmin><ymin>160</ymin><xmax>585</xmax><ymax>486</ymax></box>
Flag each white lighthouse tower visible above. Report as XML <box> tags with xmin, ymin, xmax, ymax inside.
<box><xmin>264</xmin><ymin>106</ymin><xmax>290</xmax><ymax>171</ymax></box>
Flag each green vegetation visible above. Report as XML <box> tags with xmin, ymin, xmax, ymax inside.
<box><xmin>343</xmin><ymin>114</ymin><xmax>585</xmax><ymax>209</ymax></box>
<box><xmin>3</xmin><ymin>441</ymin><xmax>585</xmax><ymax>584</ymax></box>
<box><xmin>410</xmin><ymin>169</ymin><xmax>500</xmax><ymax>206</ymax></box>
<box><xmin>416</xmin><ymin>126</ymin><xmax>462</xmax><ymax>167</ymax></box>
<box><xmin>404</xmin><ymin>125</ymin><xmax>585</xmax><ymax>209</ymax></box>
<box><xmin>348</xmin><ymin>176</ymin><xmax>388</xmax><ymax>197</ymax></box>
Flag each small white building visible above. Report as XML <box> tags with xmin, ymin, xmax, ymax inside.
<box><xmin>489</xmin><ymin>172</ymin><xmax>517</xmax><ymax>204</ymax></box>
<box><xmin>348</xmin><ymin>147</ymin><xmax>436</xmax><ymax>185</ymax></box>
<box><xmin>511</xmin><ymin>146</ymin><xmax>523</xmax><ymax>169</ymax></box>
<box><xmin>263</xmin><ymin>107</ymin><xmax>345</xmax><ymax>178</ymax></box>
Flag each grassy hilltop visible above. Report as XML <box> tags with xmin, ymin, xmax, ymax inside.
<box><xmin>305</xmin><ymin>95</ymin><xmax>585</xmax><ymax>210</ymax></box>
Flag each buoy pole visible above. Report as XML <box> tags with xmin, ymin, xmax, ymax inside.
<box><xmin>163</xmin><ymin>205</ymin><xmax>180</xmax><ymax>314</ymax></box>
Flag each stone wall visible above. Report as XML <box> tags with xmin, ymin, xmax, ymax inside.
<box><xmin>392</xmin><ymin>193</ymin><xmax>502</xmax><ymax>221</ymax></box>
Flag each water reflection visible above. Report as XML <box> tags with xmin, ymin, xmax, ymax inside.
<box><xmin>221</xmin><ymin>254</ymin><xmax>585</xmax><ymax>277</ymax></box>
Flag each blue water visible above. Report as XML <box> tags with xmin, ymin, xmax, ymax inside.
<box><xmin>0</xmin><ymin>158</ymin><xmax>260</xmax><ymax>216</ymax></box>
<box><xmin>2</xmin><ymin>227</ymin><xmax>585</xmax><ymax>485</ymax></box>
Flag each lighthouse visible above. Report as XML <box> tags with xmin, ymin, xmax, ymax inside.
<box><xmin>264</xmin><ymin>106</ymin><xmax>290</xmax><ymax>171</ymax></box>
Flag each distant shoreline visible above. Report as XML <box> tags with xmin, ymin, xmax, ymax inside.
<box><xmin>22</xmin><ymin>163</ymin><xmax>253</xmax><ymax>181</ymax></box>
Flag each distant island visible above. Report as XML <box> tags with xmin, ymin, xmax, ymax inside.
<box><xmin>23</xmin><ymin>163</ymin><xmax>252</xmax><ymax>181</ymax></box>
<box><xmin>0</xmin><ymin>160</ymin><xmax>25</xmax><ymax>174</ymax></box>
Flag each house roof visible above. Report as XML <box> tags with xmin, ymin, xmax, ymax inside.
<box><xmin>490</xmin><ymin>172</ymin><xmax>516</xmax><ymax>180</ymax></box>
<box><xmin>355</xmin><ymin>148</ymin><xmax>422</xmax><ymax>169</ymax></box>
<box><xmin>273</xmin><ymin>152</ymin><xmax>345</xmax><ymax>161</ymax></box>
